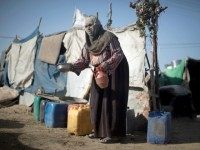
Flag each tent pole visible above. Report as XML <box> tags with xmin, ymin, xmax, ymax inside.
<box><xmin>38</xmin><ymin>17</ymin><xmax>42</xmax><ymax>29</ymax></box>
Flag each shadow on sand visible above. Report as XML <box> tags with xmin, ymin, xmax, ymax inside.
<box><xmin>0</xmin><ymin>119</ymin><xmax>40</xmax><ymax>150</ymax></box>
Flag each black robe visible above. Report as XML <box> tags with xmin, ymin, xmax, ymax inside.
<box><xmin>90</xmin><ymin>57</ymin><xmax>129</xmax><ymax>138</ymax></box>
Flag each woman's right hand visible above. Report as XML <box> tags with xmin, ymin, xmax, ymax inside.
<box><xmin>57</xmin><ymin>63</ymin><xmax>73</xmax><ymax>72</ymax></box>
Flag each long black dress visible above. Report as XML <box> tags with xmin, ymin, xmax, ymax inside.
<box><xmin>90</xmin><ymin>57</ymin><xmax>129</xmax><ymax>138</ymax></box>
<box><xmin>72</xmin><ymin>31</ymin><xmax>129</xmax><ymax>138</ymax></box>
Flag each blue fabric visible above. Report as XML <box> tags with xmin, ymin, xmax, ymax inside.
<box><xmin>25</xmin><ymin>36</ymin><xmax>67</xmax><ymax>94</ymax></box>
<box><xmin>14</xmin><ymin>27</ymin><xmax>40</xmax><ymax>43</ymax></box>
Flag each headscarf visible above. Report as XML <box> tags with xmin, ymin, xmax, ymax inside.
<box><xmin>84</xmin><ymin>15</ymin><xmax>116</xmax><ymax>55</ymax></box>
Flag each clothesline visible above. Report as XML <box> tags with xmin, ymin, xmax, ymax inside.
<box><xmin>0</xmin><ymin>36</ymin><xmax>18</xmax><ymax>39</ymax></box>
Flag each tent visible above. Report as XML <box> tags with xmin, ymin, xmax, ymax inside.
<box><xmin>159</xmin><ymin>57</ymin><xmax>200</xmax><ymax>117</ymax></box>
<box><xmin>0</xmin><ymin>9</ymin><xmax>150</xmax><ymax>131</ymax></box>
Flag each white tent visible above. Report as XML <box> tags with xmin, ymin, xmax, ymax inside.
<box><xmin>63</xmin><ymin>9</ymin><xmax>149</xmax><ymax>116</ymax></box>
<box><xmin>2</xmin><ymin>9</ymin><xmax>150</xmax><ymax>131</ymax></box>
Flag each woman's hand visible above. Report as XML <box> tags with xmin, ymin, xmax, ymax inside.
<box><xmin>95</xmin><ymin>65</ymin><xmax>105</xmax><ymax>72</ymax></box>
<box><xmin>94</xmin><ymin>65</ymin><xmax>107</xmax><ymax>77</ymax></box>
<box><xmin>57</xmin><ymin>63</ymin><xmax>73</xmax><ymax>72</ymax></box>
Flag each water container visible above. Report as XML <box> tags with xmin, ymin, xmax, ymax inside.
<box><xmin>40</xmin><ymin>99</ymin><xmax>48</xmax><ymax>123</ymax></box>
<box><xmin>67</xmin><ymin>104</ymin><xmax>92</xmax><ymax>136</ymax></box>
<box><xmin>147</xmin><ymin>111</ymin><xmax>171</xmax><ymax>144</ymax></box>
<box><xmin>95</xmin><ymin>70</ymin><xmax>109</xmax><ymax>89</ymax></box>
<box><xmin>44</xmin><ymin>102</ymin><xmax>68</xmax><ymax>128</ymax></box>
<box><xmin>33</xmin><ymin>96</ymin><xmax>42</xmax><ymax>122</ymax></box>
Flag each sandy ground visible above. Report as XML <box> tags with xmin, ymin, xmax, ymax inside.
<box><xmin>0</xmin><ymin>104</ymin><xmax>200</xmax><ymax>150</ymax></box>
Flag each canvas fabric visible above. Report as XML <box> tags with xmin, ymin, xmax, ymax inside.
<box><xmin>25</xmin><ymin>36</ymin><xmax>67</xmax><ymax>95</ymax></box>
<box><xmin>111</xmin><ymin>25</ymin><xmax>145</xmax><ymax>88</ymax></box>
<box><xmin>7</xmin><ymin>27</ymin><xmax>39</xmax><ymax>89</ymax></box>
<box><xmin>63</xmin><ymin>29</ymin><xmax>93</xmax><ymax>98</ymax></box>
<box><xmin>38</xmin><ymin>32</ymin><xmax>65</xmax><ymax>65</ymax></box>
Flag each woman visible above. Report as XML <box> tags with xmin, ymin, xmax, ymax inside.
<box><xmin>58</xmin><ymin>15</ymin><xmax>129</xmax><ymax>143</ymax></box>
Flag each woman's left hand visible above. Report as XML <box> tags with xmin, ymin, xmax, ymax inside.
<box><xmin>95</xmin><ymin>65</ymin><xmax>105</xmax><ymax>72</ymax></box>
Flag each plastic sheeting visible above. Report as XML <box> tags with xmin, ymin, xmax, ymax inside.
<box><xmin>7</xmin><ymin>27</ymin><xmax>39</xmax><ymax>89</ymax></box>
<box><xmin>25</xmin><ymin>35</ymin><xmax>67</xmax><ymax>94</ymax></box>
<box><xmin>160</xmin><ymin>59</ymin><xmax>185</xmax><ymax>86</ymax></box>
<box><xmin>4</xmin><ymin>28</ymin><xmax>68</xmax><ymax>95</ymax></box>
<box><xmin>63</xmin><ymin>29</ymin><xmax>93</xmax><ymax>98</ymax></box>
<box><xmin>39</xmin><ymin>32</ymin><xmax>66</xmax><ymax>65</ymax></box>
<box><xmin>19</xmin><ymin>92</ymin><xmax>35</xmax><ymax>107</ymax></box>
<box><xmin>111</xmin><ymin>25</ymin><xmax>145</xmax><ymax>88</ymax></box>
<box><xmin>4</xmin><ymin>9</ymin><xmax>146</xmax><ymax>102</ymax></box>
<box><xmin>67</xmin><ymin>9</ymin><xmax>145</xmax><ymax>90</ymax></box>
<box><xmin>72</xmin><ymin>9</ymin><xmax>87</xmax><ymax>28</ymax></box>
<box><xmin>187</xmin><ymin>58</ymin><xmax>200</xmax><ymax>114</ymax></box>
<box><xmin>63</xmin><ymin>26</ymin><xmax>145</xmax><ymax>97</ymax></box>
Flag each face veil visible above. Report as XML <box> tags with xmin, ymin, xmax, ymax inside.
<box><xmin>84</xmin><ymin>15</ymin><xmax>116</xmax><ymax>55</ymax></box>
<box><xmin>84</xmin><ymin>15</ymin><xmax>103</xmax><ymax>42</ymax></box>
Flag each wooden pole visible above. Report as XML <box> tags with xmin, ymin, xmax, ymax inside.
<box><xmin>151</xmin><ymin>3</ymin><xmax>160</xmax><ymax>111</ymax></box>
<box><xmin>152</xmin><ymin>27</ymin><xmax>159</xmax><ymax>111</ymax></box>
<box><xmin>38</xmin><ymin>17</ymin><xmax>42</xmax><ymax>28</ymax></box>
<box><xmin>150</xmin><ymin>53</ymin><xmax>156</xmax><ymax>110</ymax></box>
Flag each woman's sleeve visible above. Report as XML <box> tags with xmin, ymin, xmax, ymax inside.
<box><xmin>72</xmin><ymin>46</ymin><xmax>90</xmax><ymax>75</ymax></box>
<box><xmin>100</xmin><ymin>37</ymin><xmax>124</xmax><ymax>74</ymax></box>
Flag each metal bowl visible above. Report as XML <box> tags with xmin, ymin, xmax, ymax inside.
<box><xmin>57</xmin><ymin>64</ymin><xmax>65</xmax><ymax>70</ymax></box>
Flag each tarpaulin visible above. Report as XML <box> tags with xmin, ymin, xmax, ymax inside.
<box><xmin>25</xmin><ymin>36</ymin><xmax>67</xmax><ymax>94</ymax></box>
<box><xmin>39</xmin><ymin>32</ymin><xmax>66</xmax><ymax>65</ymax></box>
<box><xmin>7</xmin><ymin>27</ymin><xmax>39</xmax><ymax>89</ymax></box>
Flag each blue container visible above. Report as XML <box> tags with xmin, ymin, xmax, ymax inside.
<box><xmin>44</xmin><ymin>102</ymin><xmax>68</xmax><ymax>128</ymax></box>
<box><xmin>147</xmin><ymin>111</ymin><xmax>171</xmax><ymax>144</ymax></box>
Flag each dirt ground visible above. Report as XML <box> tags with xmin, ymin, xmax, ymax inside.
<box><xmin>0</xmin><ymin>104</ymin><xmax>200</xmax><ymax>150</ymax></box>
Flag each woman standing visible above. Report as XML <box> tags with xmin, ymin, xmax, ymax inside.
<box><xmin>58</xmin><ymin>15</ymin><xmax>129</xmax><ymax>143</ymax></box>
